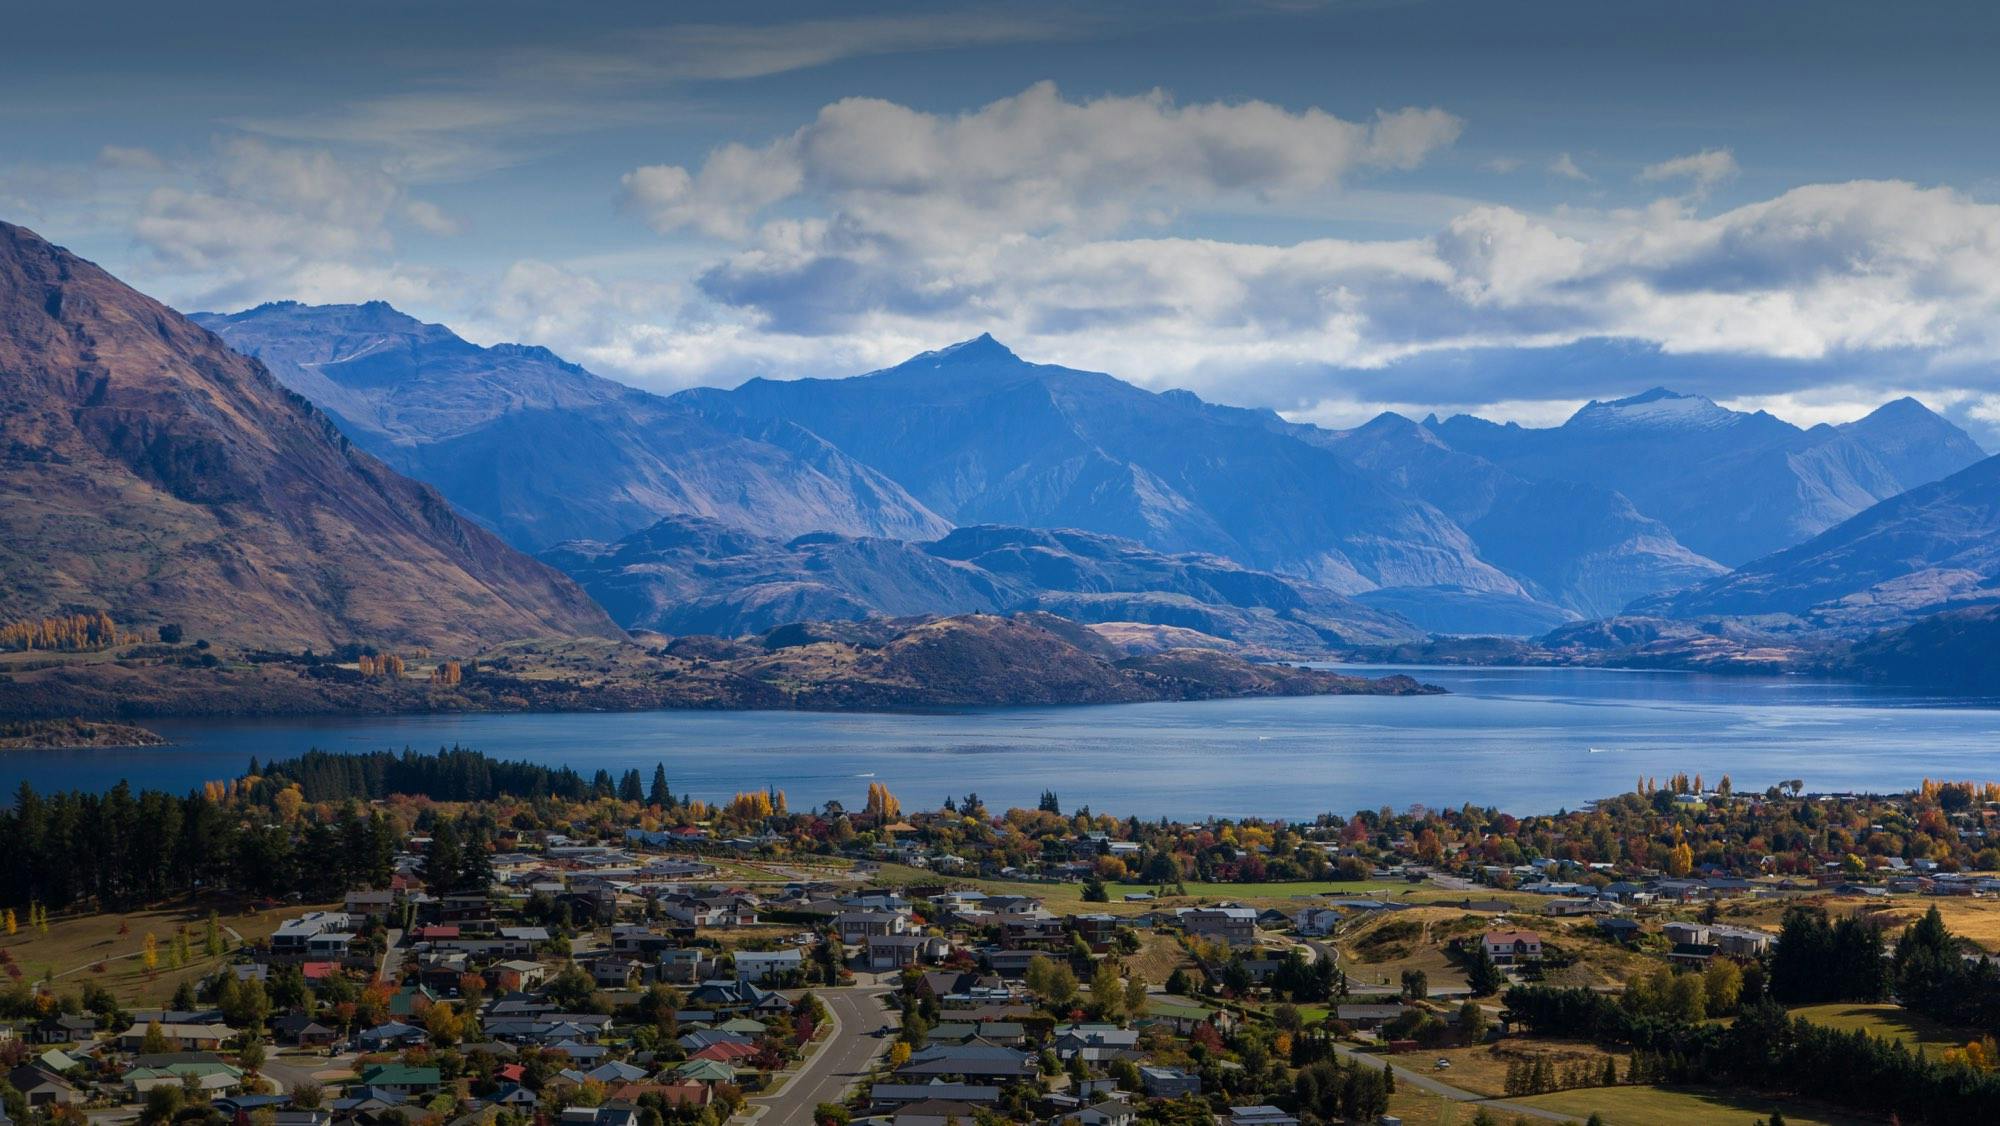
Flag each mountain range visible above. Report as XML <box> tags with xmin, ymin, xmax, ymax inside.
<box><xmin>198</xmin><ymin>305</ymin><xmax>1986</xmax><ymax>637</ymax></box>
<box><xmin>1429</xmin><ymin>388</ymin><xmax>1985</xmax><ymax>566</ymax></box>
<box><xmin>193</xmin><ymin>301</ymin><xmax>948</xmax><ymax>550</ymax></box>
<box><xmin>0</xmin><ymin>222</ymin><xmax>616</xmax><ymax>652</ymax></box>
<box><xmin>1639</xmin><ymin>452</ymin><xmax>2000</xmax><ymax>630</ymax></box>
<box><xmin>542</xmin><ymin>516</ymin><xmax>1418</xmax><ymax>649</ymax></box>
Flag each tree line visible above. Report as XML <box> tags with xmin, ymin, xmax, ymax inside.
<box><xmin>1</xmin><ymin>781</ymin><xmax>399</xmax><ymax>910</ymax></box>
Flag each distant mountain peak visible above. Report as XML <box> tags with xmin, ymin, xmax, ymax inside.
<box><xmin>924</xmin><ymin>332</ymin><xmax>1020</xmax><ymax>364</ymax></box>
<box><xmin>1612</xmin><ymin>386</ymin><xmax>1699</xmax><ymax>406</ymax></box>
<box><xmin>1570</xmin><ymin>386</ymin><xmax>1736</xmax><ymax>430</ymax></box>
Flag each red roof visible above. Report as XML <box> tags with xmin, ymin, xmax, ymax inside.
<box><xmin>690</xmin><ymin>1042</ymin><xmax>759</xmax><ymax>1063</ymax></box>
<box><xmin>497</xmin><ymin>1065</ymin><xmax>525</xmax><ymax>1083</ymax></box>
<box><xmin>301</xmin><ymin>962</ymin><xmax>342</xmax><ymax>980</ymax></box>
<box><xmin>414</xmin><ymin>925</ymin><xmax>460</xmax><ymax>940</ymax></box>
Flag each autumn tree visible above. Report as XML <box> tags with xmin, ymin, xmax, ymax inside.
<box><xmin>864</xmin><ymin>782</ymin><xmax>901</xmax><ymax>820</ymax></box>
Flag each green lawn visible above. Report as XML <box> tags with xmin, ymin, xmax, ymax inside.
<box><xmin>866</xmin><ymin>863</ymin><xmax>1537</xmax><ymax>916</ymax></box>
<box><xmin>1516</xmin><ymin>1084</ymin><xmax>1881</xmax><ymax>1126</ymax></box>
<box><xmin>1789</xmin><ymin>1002</ymin><xmax>1972</xmax><ymax>1051</ymax></box>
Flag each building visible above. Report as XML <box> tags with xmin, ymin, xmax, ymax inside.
<box><xmin>4</xmin><ymin>1066</ymin><xmax>79</xmax><ymax>1108</ymax></box>
<box><xmin>868</xmin><ymin>934</ymin><xmax>949</xmax><ymax>970</ymax></box>
<box><xmin>734</xmin><ymin>949</ymin><xmax>804</xmax><ymax>984</ymax></box>
<box><xmin>1181</xmin><ymin>908</ymin><xmax>1257</xmax><ymax>946</ymax></box>
<box><xmin>835</xmin><ymin>910</ymin><xmax>910</xmax><ymax>942</ymax></box>
<box><xmin>1481</xmin><ymin>929</ymin><xmax>1543</xmax><ymax>965</ymax></box>
<box><xmin>116</xmin><ymin>1023</ymin><xmax>232</xmax><ymax>1052</ymax></box>
<box><xmin>1139</xmin><ymin>1066</ymin><xmax>1201</xmax><ymax>1098</ymax></box>
<box><xmin>270</xmin><ymin>912</ymin><xmax>360</xmax><ymax>960</ymax></box>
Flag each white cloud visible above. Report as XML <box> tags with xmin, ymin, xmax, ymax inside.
<box><xmin>1638</xmin><ymin>148</ymin><xmax>1738</xmax><ymax>194</ymax></box>
<box><xmin>125</xmin><ymin>138</ymin><xmax>459</xmax><ymax>308</ymax></box>
<box><xmin>1549</xmin><ymin>152</ymin><xmax>1590</xmax><ymax>181</ymax></box>
<box><xmin>622</xmin><ymin>82</ymin><xmax>1463</xmax><ymax>246</ymax></box>
<box><xmin>96</xmin><ymin>145</ymin><xmax>166</xmax><ymax>172</ymax></box>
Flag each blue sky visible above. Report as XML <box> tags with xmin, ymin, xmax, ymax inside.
<box><xmin>6</xmin><ymin>0</ymin><xmax>2000</xmax><ymax>439</ymax></box>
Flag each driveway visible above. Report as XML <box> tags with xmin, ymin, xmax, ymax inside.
<box><xmin>748</xmin><ymin>983</ymin><xmax>898</xmax><ymax>1126</ymax></box>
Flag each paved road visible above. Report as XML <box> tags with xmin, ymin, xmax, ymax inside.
<box><xmin>377</xmin><ymin>928</ymin><xmax>403</xmax><ymax>982</ymax></box>
<box><xmin>749</xmin><ymin>984</ymin><xmax>897</xmax><ymax>1126</ymax></box>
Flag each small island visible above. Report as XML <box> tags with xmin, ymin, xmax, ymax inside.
<box><xmin>0</xmin><ymin>717</ymin><xmax>168</xmax><ymax>750</ymax></box>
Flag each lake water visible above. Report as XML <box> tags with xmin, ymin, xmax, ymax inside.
<box><xmin>7</xmin><ymin>666</ymin><xmax>2000</xmax><ymax>818</ymax></box>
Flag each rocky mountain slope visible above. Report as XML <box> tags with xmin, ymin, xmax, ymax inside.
<box><xmin>1430</xmin><ymin>388</ymin><xmax>1984</xmax><ymax>567</ymax></box>
<box><xmin>677</xmin><ymin>335</ymin><xmax>1523</xmax><ymax>598</ymax></box>
<box><xmin>542</xmin><ymin>516</ymin><xmax>1419</xmax><ymax>650</ymax></box>
<box><xmin>1637</xmin><ymin>453</ymin><xmax>2000</xmax><ymax>630</ymax></box>
<box><xmin>191</xmin><ymin>307</ymin><xmax>1985</xmax><ymax>638</ymax></box>
<box><xmin>1299</xmin><ymin>411</ymin><xmax>1727</xmax><ymax>617</ymax></box>
<box><xmin>0</xmin><ymin>222</ymin><xmax>618</xmax><ymax>651</ymax></box>
<box><xmin>195</xmin><ymin>302</ymin><xmax>949</xmax><ymax>549</ymax></box>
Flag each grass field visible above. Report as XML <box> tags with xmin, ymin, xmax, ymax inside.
<box><xmin>0</xmin><ymin>899</ymin><xmax>329</xmax><ymax>1007</ymax></box>
<box><xmin>1789</xmin><ymin>1002</ymin><xmax>1973</xmax><ymax>1051</ymax></box>
<box><xmin>1421</xmin><ymin>1039</ymin><xmax>1624</xmax><ymax>1099</ymax></box>
<box><xmin>1516</xmin><ymin>1084</ymin><xmax>1880</xmax><ymax>1125</ymax></box>
<box><xmin>1710</xmin><ymin>892</ymin><xmax>2000</xmax><ymax>954</ymax></box>
<box><xmin>866</xmin><ymin>863</ymin><xmax>1541</xmax><ymax>918</ymax></box>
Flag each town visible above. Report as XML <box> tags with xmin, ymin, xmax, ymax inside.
<box><xmin>8</xmin><ymin>756</ymin><xmax>2000</xmax><ymax>1126</ymax></box>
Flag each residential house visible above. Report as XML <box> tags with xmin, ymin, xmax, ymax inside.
<box><xmin>655</xmin><ymin>948</ymin><xmax>711</xmax><ymax>985</ymax></box>
<box><xmin>345</xmin><ymin>890</ymin><xmax>397</xmax><ymax>920</ymax></box>
<box><xmin>355</xmin><ymin>1022</ymin><xmax>430</xmax><ymax>1051</ymax></box>
<box><xmin>898</xmin><ymin>1042</ymin><xmax>1039</xmax><ymax>1080</ymax></box>
<box><xmin>5</xmin><ymin>1066</ymin><xmax>79</xmax><ymax>1108</ymax></box>
<box><xmin>273</xmin><ymin>1013</ymin><xmax>339</xmax><ymax>1047</ymax></box>
<box><xmin>734</xmin><ymin>949</ymin><xmax>804</xmax><ymax>984</ymax></box>
<box><xmin>1481</xmin><ymin>929</ymin><xmax>1543</xmax><ymax>965</ymax></box>
<box><xmin>1661</xmin><ymin>921</ymin><xmax>1711</xmax><ymax>947</ymax></box>
<box><xmin>359</xmin><ymin>1065</ymin><xmax>443</xmax><ymax>1096</ymax></box>
<box><xmin>892</xmin><ymin>1100</ymin><xmax>990</xmax><ymax>1126</ymax></box>
<box><xmin>1292</xmin><ymin>908</ymin><xmax>1343</xmax><ymax>937</ymax></box>
<box><xmin>1140</xmin><ymin>1067</ymin><xmax>1201</xmax><ymax>1098</ymax></box>
<box><xmin>1711</xmin><ymin>925</ymin><xmax>1774</xmax><ymax>958</ymax></box>
<box><xmin>489</xmin><ymin>960</ymin><xmax>549</xmax><ymax>992</ymax></box>
<box><xmin>869</xmin><ymin>934</ymin><xmax>948</xmax><ymax>970</ymax></box>
<box><xmin>592</xmin><ymin>958</ymin><xmax>645</xmax><ymax>990</ymax></box>
<box><xmin>1181</xmin><ymin>908</ymin><xmax>1257</xmax><ymax>946</ymax></box>
<box><xmin>836</xmin><ymin>910</ymin><xmax>910</xmax><ymax>942</ymax></box>
<box><xmin>1334</xmin><ymin>1003</ymin><xmax>1407</xmax><ymax>1029</ymax></box>
<box><xmin>123</xmin><ymin>1059</ymin><xmax>244</xmax><ymax>1097</ymax></box>
<box><xmin>116</xmin><ymin>1022</ymin><xmax>232</xmax><ymax>1052</ymax></box>
<box><xmin>868</xmin><ymin>1084</ymin><xmax>1001</xmax><ymax>1111</ymax></box>
<box><xmin>28</xmin><ymin>1015</ymin><xmax>96</xmax><ymax>1044</ymax></box>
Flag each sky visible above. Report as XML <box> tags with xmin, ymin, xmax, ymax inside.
<box><xmin>6</xmin><ymin>0</ymin><xmax>2000</xmax><ymax>440</ymax></box>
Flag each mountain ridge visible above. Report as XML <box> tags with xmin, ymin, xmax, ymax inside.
<box><xmin>195</xmin><ymin>301</ymin><xmax>951</xmax><ymax>549</ymax></box>
<box><xmin>0</xmin><ymin>221</ymin><xmax>619</xmax><ymax>652</ymax></box>
<box><xmin>542</xmin><ymin>514</ymin><xmax>1421</xmax><ymax>651</ymax></box>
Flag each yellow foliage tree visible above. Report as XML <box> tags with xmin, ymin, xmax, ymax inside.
<box><xmin>864</xmin><ymin>782</ymin><xmax>901</xmax><ymax>820</ymax></box>
<box><xmin>728</xmin><ymin>791</ymin><xmax>775</xmax><ymax>819</ymax></box>
<box><xmin>1666</xmin><ymin>841</ymin><xmax>1695</xmax><ymax>878</ymax></box>
<box><xmin>3</xmin><ymin>909</ymin><xmax>14</xmax><ymax>936</ymax></box>
<box><xmin>274</xmin><ymin>785</ymin><xmax>305</xmax><ymax>823</ymax></box>
<box><xmin>141</xmin><ymin>932</ymin><xmax>159</xmax><ymax>973</ymax></box>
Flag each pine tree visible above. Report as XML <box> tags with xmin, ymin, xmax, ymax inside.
<box><xmin>648</xmin><ymin>764</ymin><xmax>672</xmax><ymax>808</ymax></box>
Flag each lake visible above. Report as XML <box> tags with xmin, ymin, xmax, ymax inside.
<box><xmin>6</xmin><ymin>666</ymin><xmax>2000</xmax><ymax>818</ymax></box>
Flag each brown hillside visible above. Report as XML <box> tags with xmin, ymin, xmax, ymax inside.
<box><xmin>0</xmin><ymin>221</ymin><xmax>619</xmax><ymax>650</ymax></box>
